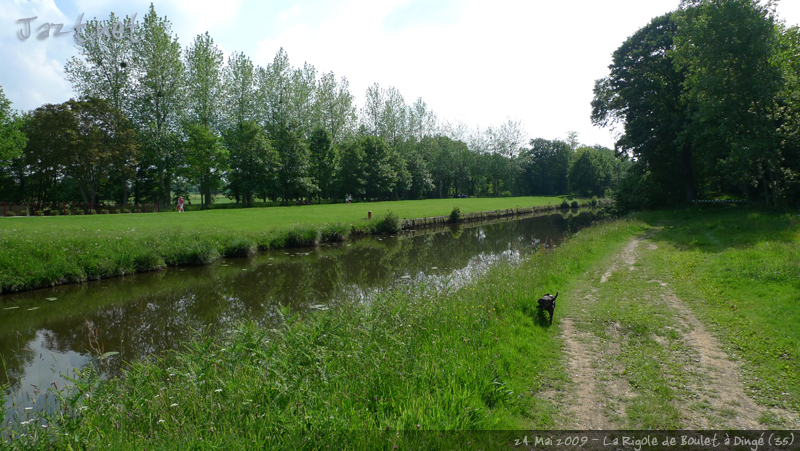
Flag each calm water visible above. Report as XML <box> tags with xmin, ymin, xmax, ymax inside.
<box><xmin>1</xmin><ymin>210</ymin><xmax>603</xmax><ymax>423</ymax></box>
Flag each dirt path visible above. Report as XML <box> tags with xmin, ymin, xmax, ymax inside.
<box><xmin>553</xmin><ymin>236</ymin><xmax>798</xmax><ymax>429</ymax></box>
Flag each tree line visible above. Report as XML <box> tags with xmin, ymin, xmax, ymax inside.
<box><xmin>0</xmin><ymin>4</ymin><xmax>626</xmax><ymax>209</ymax></box>
<box><xmin>593</xmin><ymin>0</ymin><xmax>800</xmax><ymax>209</ymax></box>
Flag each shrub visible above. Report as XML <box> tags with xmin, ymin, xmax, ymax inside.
<box><xmin>560</xmin><ymin>199</ymin><xmax>570</xmax><ymax>209</ymax></box>
<box><xmin>88</xmin><ymin>209</ymin><xmax>96</xmax><ymax>215</ymax></box>
<box><xmin>121</xmin><ymin>208</ymin><xmax>130</xmax><ymax>214</ymax></box>
<box><xmin>5</xmin><ymin>211</ymin><xmax>15</xmax><ymax>217</ymax></box>
<box><xmin>449</xmin><ymin>206</ymin><xmax>461</xmax><ymax>223</ymax></box>
<box><xmin>591</xmin><ymin>196</ymin><xmax>598</xmax><ymax>206</ymax></box>
<box><xmin>571</xmin><ymin>200</ymin><xmax>579</xmax><ymax>208</ymax></box>
<box><xmin>50</xmin><ymin>210</ymin><xmax>60</xmax><ymax>216</ymax></box>
<box><xmin>63</xmin><ymin>210</ymin><xmax>71</xmax><ymax>216</ymax></box>
<box><xmin>100</xmin><ymin>209</ymin><xmax>109</xmax><ymax>214</ymax></box>
<box><xmin>35</xmin><ymin>210</ymin><xmax>44</xmax><ymax>216</ymax></box>
<box><xmin>376</xmin><ymin>211</ymin><xmax>401</xmax><ymax>233</ymax></box>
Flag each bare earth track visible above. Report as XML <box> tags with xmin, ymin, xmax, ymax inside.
<box><xmin>551</xmin><ymin>236</ymin><xmax>799</xmax><ymax>429</ymax></box>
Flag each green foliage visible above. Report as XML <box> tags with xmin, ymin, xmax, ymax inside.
<box><xmin>560</xmin><ymin>199</ymin><xmax>570</xmax><ymax>209</ymax></box>
<box><xmin>568</xmin><ymin>147</ymin><xmax>613</xmax><ymax>197</ymax></box>
<box><xmin>184</xmin><ymin>123</ymin><xmax>228</xmax><ymax>209</ymax></box>
<box><xmin>224</xmin><ymin>122</ymin><xmax>277</xmax><ymax>206</ymax></box>
<box><xmin>520</xmin><ymin>138</ymin><xmax>571</xmax><ymax>195</ymax></box>
<box><xmin>5</xmin><ymin>211</ymin><xmax>15</xmax><ymax>217</ymax></box>
<box><xmin>449</xmin><ymin>205</ymin><xmax>461</xmax><ymax>223</ymax></box>
<box><xmin>0</xmin><ymin>85</ymin><xmax>25</xmax><ymax>162</ymax></box>
<box><xmin>591</xmin><ymin>196</ymin><xmax>598</xmax><ymax>206</ymax></box>
<box><xmin>595</xmin><ymin>2</ymin><xmax>800</xmax><ymax>209</ymax></box>
<box><xmin>570</xmin><ymin>200</ymin><xmax>579</xmax><ymax>208</ymax></box>
<box><xmin>376</xmin><ymin>211</ymin><xmax>401</xmax><ymax>233</ymax></box>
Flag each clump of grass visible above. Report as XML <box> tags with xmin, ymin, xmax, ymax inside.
<box><xmin>560</xmin><ymin>199</ymin><xmax>570</xmax><ymax>209</ymax></box>
<box><xmin>320</xmin><ymin>223</ymin><xmax>349</xmax><ymax>242</ymax></box>
<box><xmin>375</xmin><ymin>211</ymin><xmax>401</xmax><ymax>233</ymax></box>
<box><xmin>223</xmin><ymin>236</ymin><xmax>258</xmax><ymax>258</ymax></box>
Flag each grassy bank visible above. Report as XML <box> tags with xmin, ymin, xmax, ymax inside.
<box><xmin>635</xmin><ymin>207</ymin><xmax>800</xmax><ymax>414</ymax></box>
<box><xmin>3</xmin><ymin>219</ymin><xmax>644</xmax><ymax>449</ymax></box>
<box><xmin>0</xmin><ymin>197</ymin><xmax>574</xmax><ymax>294</ymax></box>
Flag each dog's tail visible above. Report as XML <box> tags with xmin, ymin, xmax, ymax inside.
<box><xmin>553</xmin><ymin>292</ymin><xmax>559</xmax><ymax>299</ymax></box>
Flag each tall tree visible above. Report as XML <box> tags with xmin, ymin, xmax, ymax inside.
<box><xmin>273</xmin><ymin>123</ymin><xmax>314</xmax><ymax>203</ymax></box>
<box><xmin>184</xmin><ymin>123</ymin><xmax>227</xmax><ymax>209</ymax></box>
<box><xmin>308</xmin><ymin>127</ymin><xmax>337</xmax><ymax>203</ymax></box>
<box><xmin>674</xmin><ymin>0</ymin><xmax>782</xmax><ymax>202</ymax></box>
<box><xmin>224</xmin><ymin>121</ymin><xmax>277</xmax><ymax>206</ymax></box>
<box><xmin>131</xmin><ymin>4</ymin><xmax>185</xmax><ymax>205</ymax></box>
<box><xmin>223</xmin><ymin>52</ymin><xmax>258</xmax><ymax>129</ymax></box>
<box><xmin>64</xmin><ymin>12</ymin><xmax>139</xmax><ymax>114</ymax></box>
<box><xmin>185</xmin><ymin>32</ymin><xmax>224</xmax><ymax>205</ymax></box>
<box><xmin>256</xmin><ymin>48</ymin><xmax>292</xmax><ymax>130</ymax></box>
<box><xmin>314</xmin><ymin>72</ymin><xmax>357</xmax><ymax>143</ymax></box>
<box><xmin>185</xmin><ymin>32</ymin><xmax>224</xmax><ymax>131</ymax></box>
<box><xmin>32</xmin><ymin>98</ymin><xmax>139</xmax><ymax>207</ymax></box>
<box><xmin>592</xmin><ymin>13</ymin><xmax>695</xmax><ymax>205</ymax></box>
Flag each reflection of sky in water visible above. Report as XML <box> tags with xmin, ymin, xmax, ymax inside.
<box><xmin>1</xmin><ymin>211</ymin><xmax>603</xmax><ymax>427</ymax></box>
<box><xmin>3</xmin><ymin>331</ymin><xmax>88</xmax><ymax>427</ymax></box>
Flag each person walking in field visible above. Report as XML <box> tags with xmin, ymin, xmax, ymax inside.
<box><xmin>177</xmin><ymin>197</ymin><xmax>185</xmax><ymax>213</ymax></box>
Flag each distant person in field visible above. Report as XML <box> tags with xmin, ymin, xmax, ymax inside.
<box><xmin>177</xmin><ymin>197</ymin><xmax>184</xmax><ymax>213</ymax></box>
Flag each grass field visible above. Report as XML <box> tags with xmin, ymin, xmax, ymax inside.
<box><xmin>0</xmin><ymin>197</ymin><xmax>569</xmax><ymax>294</ymax></box>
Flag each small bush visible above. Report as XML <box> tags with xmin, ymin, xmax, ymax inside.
<box><xmin>591</xmin><ymin>196</ymin><xmax>598</xmax><ymax>206</ymax></box>
<box><xmin>376</xmin><ymin>211</ymin><xmax>401</xmax><ymax>233</ymax></box>
<box><xmin>500</xmin><ymin>190</ymin><xmax>512</xmax><ymax>197</ymax></box>
<box><xmin>88</xmin><ymin>209</ymin><xmax>96</xmax><ymax>215</ymax></box>
<box><xmin>35</xmin><ymin>210</ymin><xmax>44</xmax><ymax>216</ymax></box>
<box><xmin>100</xmin><ymin>209</ymin><xmax>109</xmax><ymax>214</ymax></box>
<box><xmin>449</xmin><ymin>206</ymin><xmax>461</xmax><ymax>223</ymax></box>
<box><xmin>571</xmin><ymin>200</ymin><xmax>579</xmax><ymax>208</ymax></box>
<box><xmin>5</xmin><ymin>211</ymin><xmax>16</xmax><ymax>217</ymax></box>
<box><xmin>121</xmin><ymin>208</ymin><xmax>130</xmax><ymax>214</ymax></box>
<box><xmin>63</xmin><ymin>210</ymin><xmax>71</xmax><ymax>216</ymax></box>
<box><xmin>560</xmin><ymin>199</ymin><xmax>570</xmax><ymax>209</ymax></box>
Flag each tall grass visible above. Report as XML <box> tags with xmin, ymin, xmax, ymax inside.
<box><xmin>4</xmin><ymin>219</ymin><xmax>644</xmax><ymax>450</ymax></box>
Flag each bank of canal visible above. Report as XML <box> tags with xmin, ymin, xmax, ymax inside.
<box><xmin>1</xmin><ymin>209</ymin><xmax>605</xmax><ymax>433</ymax></box>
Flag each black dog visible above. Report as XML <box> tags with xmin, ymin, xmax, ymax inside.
<box><xmin>537</xmin><ymin>292</ymin><xmax>559</xmax><ymax>325</ymax></box>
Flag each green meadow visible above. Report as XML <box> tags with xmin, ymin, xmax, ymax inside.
<box><xmin>0</xmin><ymin>197</ymin><xmax>568</xmax><ymax>294</ymax></box>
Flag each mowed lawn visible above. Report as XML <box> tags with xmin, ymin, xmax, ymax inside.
<box><xmin>0</xmin><ymin>197</ymin><xmax>567</xmax><ymax>235</ymax></box>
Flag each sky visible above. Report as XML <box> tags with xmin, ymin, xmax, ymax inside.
<box><xmin>2</xmin><ymin>0</ymin><xmax>800</xmax><ymax>149</ymax></box>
